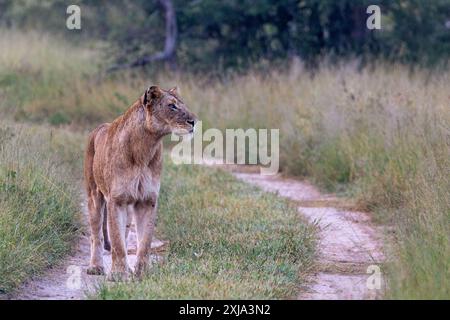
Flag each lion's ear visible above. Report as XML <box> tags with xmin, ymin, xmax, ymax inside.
<box><xmin>169</xmin><ymin>86</ymin><xmax>179</xmax><ymax>95</ymax></box>
<box><xmin>144</xmin><ymin>86</ymin><xmax>163</xmax><ymax>105</ymax></box>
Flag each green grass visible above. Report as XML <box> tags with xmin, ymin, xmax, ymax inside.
<box><xmin>386</xmin><ymin>152</ymin><xmax>450</xmax><ymax>299</ymax></box>
<box><xmin>0</xmin><ymin>123</ymin><xmax>83</xmax><ymax>293</ymax></box>
<box><xmin>96</xmin><ymin>160</ymin><xmax>316</xmax><ymax>299</ymax></box>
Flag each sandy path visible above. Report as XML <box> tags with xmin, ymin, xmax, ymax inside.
<box><xmin>12</xmin><ymin>206</ymin><xmax>166</xmax><ymax>300</ymax></box>
<box><xmin>232</xmin><ymin>172</ymin><xmax>385</xmax><ymax>300</ymax></box>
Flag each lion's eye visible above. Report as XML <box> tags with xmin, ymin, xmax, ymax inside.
<box><xmin>168</xmin><ymin>104</ymin><xmax>178</xmax><ymax>110</ymax></box>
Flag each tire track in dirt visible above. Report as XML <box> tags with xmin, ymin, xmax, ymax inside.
<box><xmin>232</xmin><ymin>171</ymin><xmax>385</xmax><ymax>300</ymax></box>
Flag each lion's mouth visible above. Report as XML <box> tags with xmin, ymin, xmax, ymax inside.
<box><xmin>173</xmin><ymin>127</ymin><xmax>194</xmax><ymax>136</ymax></box>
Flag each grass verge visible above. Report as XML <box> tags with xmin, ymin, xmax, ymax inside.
<box><xmin>0</xmin><ymin>123</ymin><xmax>83</xmax><ymax>293</ymax></box>
<box><xmin>96</xmin><ymin>160</ymin><xmax>316</xmax><ymax>299</ymax></box>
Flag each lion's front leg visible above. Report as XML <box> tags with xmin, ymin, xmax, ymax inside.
<box><xmin>133</xmin><ymin>196</ymin><xmax>157</xmax><ymax>278</ymax></box>
<box><xmin>107</xmin><ymin>200</ymin><xmax>131</xmax><ymax>281</ymax></box>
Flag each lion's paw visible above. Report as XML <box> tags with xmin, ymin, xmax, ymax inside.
<box><xmin>87</xmin><ymin>265</ymin><xmax>105</xmax><ymax>276</ymax></box>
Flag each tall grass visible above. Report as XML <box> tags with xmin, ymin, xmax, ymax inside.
<box><xmin>0</xmin><ymin>123</ymin><xmax>83</xmax><ymax>293</ymax></box>
<box><xmin>387</xmin><ymin>152</ymin><xmax>449</xmax><ymax>299</ymax></box>
<box><xmin>0</xmin><ymin>29</ymin><xmax>98</xmax><ymax>124</ymax></box>
<box><xmin>1</xmin><ymin>29</ymin><xmax>449</xmax><ymax>298</ymax></box>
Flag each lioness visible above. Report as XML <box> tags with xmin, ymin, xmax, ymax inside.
<box><xmin>84</xmin><ymin>86</ymin><xmax>197</xmax><ymax>280</ymax></box>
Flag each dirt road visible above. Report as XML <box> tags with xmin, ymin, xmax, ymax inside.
<box><xmin>232</xmin><ymin>172</ymin><xmax>385</xmax><ymax>299</ymax></box>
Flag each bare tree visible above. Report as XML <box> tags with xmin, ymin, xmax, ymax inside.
<box><xmin>108</xmin><ymin>0</ymin><xmax>177</xmax><ymax>72</ymax></box>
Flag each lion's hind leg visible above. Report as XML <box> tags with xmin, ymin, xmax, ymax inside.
<box><xmin>87</xmin><ymin>190</ymin><xmax>106</xmax><ymax>275</ymax></box>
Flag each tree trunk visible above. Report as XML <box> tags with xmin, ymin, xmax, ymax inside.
<box><xmin>107</xmin><ymin>0</ymin><xmax>177</xmax><ymax>72</ymax></box>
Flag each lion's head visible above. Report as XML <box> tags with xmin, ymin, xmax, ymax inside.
<box><xmin>142</xmin><ymin>86</ymin><xmax>198</xmax><ymax>136</ymax></box>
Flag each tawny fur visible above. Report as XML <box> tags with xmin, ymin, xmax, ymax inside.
<box><xmin>84</xmin><ymin>86</ymin><xmax>197</xmax><ymax>280</ymax></box>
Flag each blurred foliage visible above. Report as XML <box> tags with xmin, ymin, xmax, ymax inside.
<box><xmin>0</xmin><ymin>0</ymin><xmax>449</xmax><ymax>70</ymax></box>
